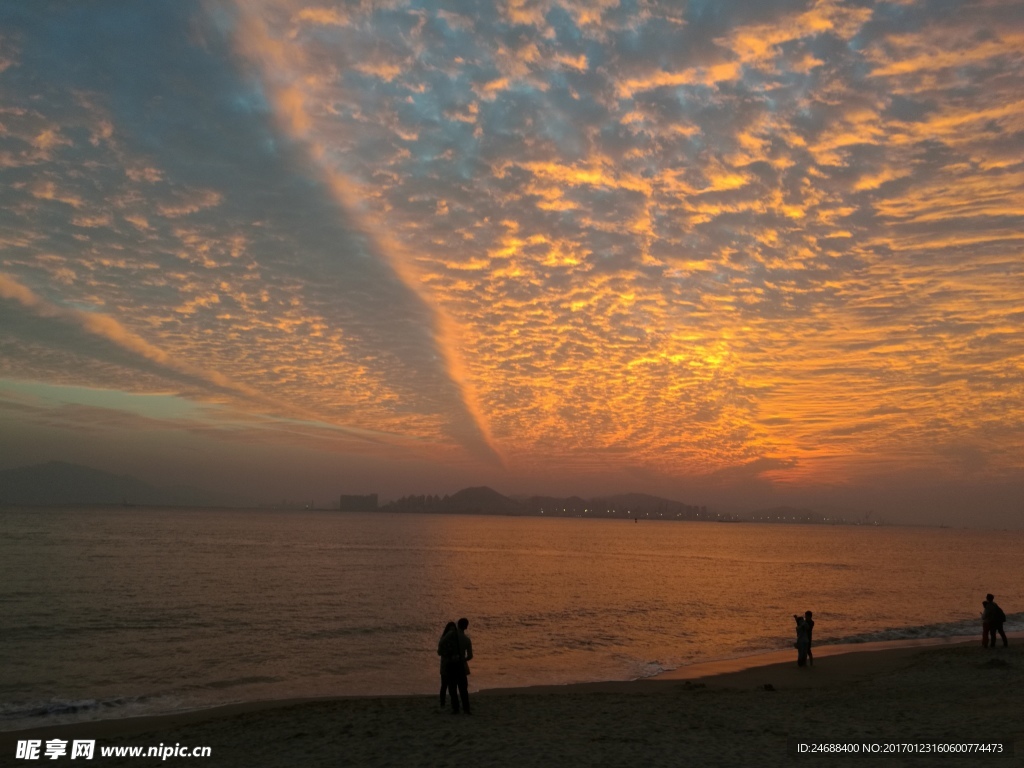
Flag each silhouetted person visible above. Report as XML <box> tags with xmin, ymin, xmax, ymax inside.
<box><xmin>447</xmin><ymin>617</ymin><xmax>473</xmax><ymax>715</ymax></box>
<box><xmin>981</xmin><ymin>600</ymin><xmax>992</xmax><ymax>647</ymax></box>
<box><xmin>459</xmin><ymin>617</ymin><xmax>474</xmax><ymax>674</ymax></box>
<box><xmin>985</xmin><ymin>594</ymin><xmax>1008</xmax><ymax>648</ymax></box>
<box><xmin>803</xmin><ymin>611</ymin><xmax>815</xmax><ymax>666</ymax></box>
<box><xmin>794</xmin><ymin>612</ymin><xmax>813</xmax><ymax>667</ymax></box>
<box><xmin>437</xmin><ymin>621</ymin><xmax>457</xmax><ymax>708</ymax></box>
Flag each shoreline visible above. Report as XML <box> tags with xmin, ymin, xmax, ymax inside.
<box><xmin>0</xmin><ymin>634</ymin><xmax>994</xmax><ymax>737</ymax></box>
<box><xmin>3</xmin><ymin>632</ymin><xmax>1021</xmax><ymax>765</ymax></box>
<box><xmin>480</xmin><ymin>631</ymin><xmax>1022</xmax><ymax>695</ymax></box>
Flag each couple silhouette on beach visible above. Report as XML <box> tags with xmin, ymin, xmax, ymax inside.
<box><xmin>438</xmin><ymin>618</ymin><xmax>473</xmax><ymax>714</ymax></box>
<box><xmin>793</xmin><ymin>610</ymin><xmax>815</xmax><ymax>667</ymax></box>
<box><xmin>982</xmin><ymin>594</ymin><xmax>1008</xmax><ymax>648</ymax></box>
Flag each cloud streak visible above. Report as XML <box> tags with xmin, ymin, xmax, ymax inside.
<box><xmin>0</xmin><ymin>272</ymin><xmax>415</xmax><ymax>446</ymax></box>
<box><xmin>224</xmin><ymin>0</ymin><xmax>503</xmax><ymax>466</ymax></box>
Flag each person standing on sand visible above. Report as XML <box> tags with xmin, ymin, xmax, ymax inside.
<box><xmin>437</xmin><ymin>621</ymin><xmax>457</xmax><ymax>708</ymax></box>
<box><xmin>986</xmin><ymin>594</ymin><xmax>1008</xmax><ymax>648</ymax></box>
<box><xmin>458</xmin><ymin>617</ymin><xmax>474</xmax><ymax>674</ymax></box>
<box><xmin>794</xmin><ymin>612</ymin><xmax>812</xmax><ymax>667</ymax></box>
<box><xmin>981</xmin><ymin>599</ymin><xmax>992</xmax><ymax>647</ymax></box>
<box><xmin>803</xmin><ymin>611</ymin><xmax>815</xmax><ymax>666</ymax></box>
<box><xmin>448</xmin><ymin>617</ymin><xmax>473</xmax><ymax>715</ymax></box>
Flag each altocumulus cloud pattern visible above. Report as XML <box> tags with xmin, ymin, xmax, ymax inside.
<box><xmin>0</xmin><ymin>0</ymin><xmax>1022</xmax><ymax>508</ymax></box>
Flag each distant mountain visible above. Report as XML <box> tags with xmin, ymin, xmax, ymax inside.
<box><xmin>446</xmin><ymin>486</ymin><xmax>524</xmax><ymax>514</ymax></box>
<box><xmin>0</xmin><ymin>461</ymin><xmax>243</xmax><ymax>507</ymax></box>
<box><xmin>384</xmin><ymin>486</ymin><xmax>527</xmax><ymax>515</ymax></box>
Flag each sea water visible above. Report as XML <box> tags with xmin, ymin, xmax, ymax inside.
<box><xmin>1</xmin><ymin>507</ymin><xmax>1021</xmax><ymax>731</ymax></box>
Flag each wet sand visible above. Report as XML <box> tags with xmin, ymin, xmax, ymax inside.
<box><xmin>2</xmin><ymin>637</ymin><xmax>1021</xmax><ymax>767</ymax></box>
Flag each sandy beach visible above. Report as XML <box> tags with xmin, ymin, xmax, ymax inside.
<box><xmin>3</xmin><ymin>638</ymin><xmax>1021</xmax><ymax>767</ymax></box>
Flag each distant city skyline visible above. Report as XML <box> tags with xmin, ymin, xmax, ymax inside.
<box><xmin>1</xmin><ymin>1</ymin><xmax>1023</xmax><ymax>527</ymax></box>
<box><xmin>0</xmin><ymin>460</ymin><xmax>878</xmax><ymax>529</ymax></box>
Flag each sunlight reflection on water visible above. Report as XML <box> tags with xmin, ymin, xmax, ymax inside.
<box><xmin>1</xmin><ymin>507</ymin><xmax>1021</xmax><ymax>729</ymax></box>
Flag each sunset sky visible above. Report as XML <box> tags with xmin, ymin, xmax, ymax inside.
<box><xmin>1</xmin><ymin>0</ymin><xmax>1022</xmax><ymax>523</ymax></box>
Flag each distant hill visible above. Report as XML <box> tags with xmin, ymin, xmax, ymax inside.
<box><xmin>446</xmin><ymin>486</ymin><xmax>524</xmax><ymax>514</ymax></box>
<box><xmin>0</xmin><ymin>461</ymin><xmax>244</xmax><ymax>507</ymax></box>
<box><xmin>384</xmin><ymin>486</ymin><xmax>527</xmax><ymax>515</ymax></box>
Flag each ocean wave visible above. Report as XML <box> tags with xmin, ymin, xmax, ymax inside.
<box><xmin>818</xmin><ymin>611</ymin><xmax>1024</xmax><ymax>646</ymax></box>
<box><xmin>199</xmin><ymin>676</ymin><xmax>281</xmax><ymax>690</ymax></box>
<box><xmin>0</xmin><ymin>693</ymin><xmax>201</xmax><ymax>734</ymax></box>
<box><xmin>0</xmin><ymin>696</ymin><xmax>137</xmax><ymax>724</ymax></box>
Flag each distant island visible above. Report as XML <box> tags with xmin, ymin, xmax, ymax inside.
<box><xmin>379</xmin><ymin>486</ymin><xmax>719</xmax><ymax>520</ymax></box>
<box><xmin>0</xmin><ymin>461</ymin><xmax>876</xmax><ymax>525</ymax></box>
<box><xmin>353</xmin><ymin>487</ymin><xmax>874</xmax><ymax>525</ymax></box>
